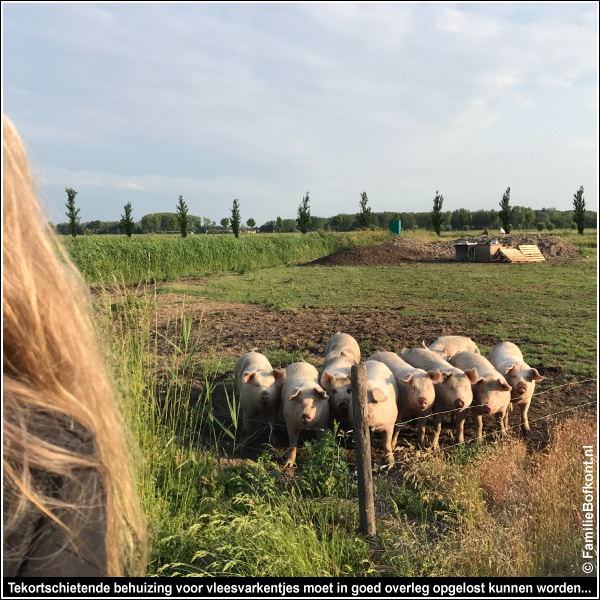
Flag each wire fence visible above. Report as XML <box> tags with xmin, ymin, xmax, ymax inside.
<box><xmin>213</xmin><ymin>378</ymin><xmax>597</xmax><ymax>467</ymax></box>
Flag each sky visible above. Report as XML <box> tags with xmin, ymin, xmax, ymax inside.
<box><xmin>2</xmin><ymin>2</ymin><xmax>598</xmax><ymax>226</ymax></box>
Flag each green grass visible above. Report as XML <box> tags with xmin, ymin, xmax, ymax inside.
<box><xmin>159</xmin><ymin>260</ymin><xmax>596</xmax><ymax>380</ymax></box>
<box><xmin>94</xmin><ymin>232</ymin><xmax>596</xmax><ymax>578</ymax></box>
<box><xmin>62</xmin><ymin>231</ymin><xmax>390</xmax><ymax>284</ymax></box>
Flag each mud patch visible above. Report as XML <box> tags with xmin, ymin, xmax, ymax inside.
<box><xmin>308</xmin><ymin>234</ymin><xmax>583</xmax><ymax>266</ymax></box>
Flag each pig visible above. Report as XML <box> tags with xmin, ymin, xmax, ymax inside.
<box><xmin>368</xmin><ymin>352</ymin><xmax>440</xmax><ymax>448</ymax></box>
<box><xmin>400</xmin><ymin>348</ymin><xmax>478</xmax><ymax>449</ymax></box>
<box><xmin>427</xmin><ymin>336</ymin><xmax>481</xmax><ymax>359</ymax></box>
<box><xmin>449</xmin><ymin>352</ymin><xmax>512</xmax><ymax>441</ymax></box>
<box><xmin>234</xmin><ymin>352</ymin><xmax>286</xmax><ymax>441</ymax></box>
<box><xmin>488</xmin><ymin>342</ymin><xmax>544</xmax><ymax>436</ymax></box>
<box><xmin>347</xmin><ymin>360</ymin><xmax>398</xmax><ymax>469</ymax></box>
<box><xmin>320</xmin><ymin>355</ymin><xmax>354</xmax><ymax>423</ymax></box>
<box><xmin>323</xmin><ymin>332</ymin><xmax>361</xmax><ymax>366</ymax></box>
<box><xmin>282</xmin><ymin>361</ymin><xmax>329</xmax><ymax>467</ymax></box>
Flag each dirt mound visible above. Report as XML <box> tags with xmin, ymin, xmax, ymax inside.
<box><xmin>308</xmin><ymin>234</ymin><xmax>581</xmax><ymax>266</ymax></box>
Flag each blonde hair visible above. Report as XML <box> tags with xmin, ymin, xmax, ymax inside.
<box><xmin>2</xmin><ymin>115</ymin><xmax>146</xmax><ymax>576</ymax></box>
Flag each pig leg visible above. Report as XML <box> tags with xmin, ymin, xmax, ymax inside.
<box><xmin>391</xmin><ymin>411</ymin><xmax>404</xmax><ymax>449</ymax></box>
<box><xmin>519</xmin><ymin>400</ymin><xmax>532</xmax><ymax>436</ymax></box>
<box><xmin>380</xmin><ymin>425</ymin><xmax>395</xmax><ymax>471</ymax></box>
<box><xmin>496</xmin><ymin>409</ymin><xmax>507</xmax><ymax>436</ymax></box>
<box><xmin>416</xmin><ymin>416</ymin><xmax>428</xmax><ymax>447</ymax></box>
<box><xmin>431</xmin><ymin>413</ymin><xmax>443</xmax><ymax>450</ymax></box>
<box><xmin>284</xmin><ymin>426</ymin><xmax>301</xmax><ymax>468</ymax></box>
<box><xmin>455</xmin><ymin>410</ymin><xmax>468</xmax><ymax>445</ymax></box>
<box><xmin>473</xmin><ymin>413</ymin><xmax>484</xmax><ymax>441</ymax></box>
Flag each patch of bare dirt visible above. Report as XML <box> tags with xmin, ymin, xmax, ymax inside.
<box><xmin>149</xmin><ymin>295</ymin><xmax>596</xmax><ymax>468</ymax></box>
<box><xmin>307</xmin><ymin>234</ymin><xmax>582</xmax><ymax>266</ymax></box>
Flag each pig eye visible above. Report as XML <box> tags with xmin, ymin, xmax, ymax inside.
<box><xmin>347</xmin><ymin>388</ymin><xmax>352</xmax><ymax>394</ymax></box>
<box><xmin>331</xmin><ymin>389</ymin><xmax>337</xmax><ymax>394</ymax></box>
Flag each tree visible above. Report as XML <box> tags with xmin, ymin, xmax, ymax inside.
<box><xmin>499</xmin><ymin>187</ymin><xmax>512</xmax><ymax>233</ymax></box>
<box><xmin>573</xmin><ymin>185</ymin><xmax>586</xmax><ymax>235</ymax></box>
<box><xmin>246</xmin><ymin>218</ymin><xmax>256</xmax><ymax>229</ymax></box>
<box><xmin>523</xmin><ymin>207</ymin><xmax>535</xmax><ymax>230</ymax></box>
<box><xmin>296</xmin><ymin>191</ymin><xmax>311</xmax><ymax>235</ymax></box>
<box><xmin>176</xmin><ymin>195</ymin><xmax>189</xmax><ymax>238</ymax></box>
<box><xmin>120</xmin><ymin>202</ymin><xmax>134</xmax><ymax>237</ymax></box>
<box><xmin>274</xmin><ymin>216</ymin><xmax>283</xmax><ymax>233</ymax></box>
<box><xmin>231</xmin><ymin>199</ymin><xmax>241</xmax><ymax>238</ymax></box>
<box><xmin>65</xmin><ymin>187</ymin><xmax>80</xmax><ymax>238</ymax></box>
<box><xmin>430</xmin><ymin>190</ymin><xmax>444</xmax><ymax>237</ymax></box>
<box><xmin>220</xmin><ymin>217</ymin><xmax>230</xmax><ymax>229</ymax></box>
<box><xmin>358</xmin><ymin>191</ymin><xmax>371</xmax><ymax>229</ymax></box>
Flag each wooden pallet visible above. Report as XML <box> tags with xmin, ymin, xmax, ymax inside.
<box><xmin>492</xmin><ymin>245</ymin><xmax>545</xmax><ymax>263</ymax></box>
<box><xmin>517</xmin><ymin>244</ymin><xmax>545</xmax><ymax>262</ymax></box>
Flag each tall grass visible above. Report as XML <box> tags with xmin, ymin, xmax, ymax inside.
<box><xmin>100</xmin><ymin>285</ymin><xmax>372</xmax><ymax>576</ymax></box>
<box><xmin>64</xmin><ymin>231</ymin><xmax>390</xmax><ymax>284</ymax></box>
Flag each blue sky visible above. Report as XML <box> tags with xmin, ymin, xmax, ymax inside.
<box><xmin>2</xmin><ymin>2</ymin><xmax>598</xmax><ymax>226</ymax></box>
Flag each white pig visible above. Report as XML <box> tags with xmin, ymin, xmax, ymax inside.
<box><xmin>282</xmin><ymin>362</ymin><xmax>329</xmax><ymax>467</ymax></box>
<box><xmin>488</xmin><ymin>342</ymin><xmax>544</xmax><ymax>436</ymax></box>
<box><xmin>320</xmin><ymin>355</ymin><xmax>354</xmax><ymax>422</ymax></box>
<box><xmin>323</xmin><ymin>332</ymin><xmax>361</xmax><ymax>366</ymax></box>
<box><xmin>427</xmin><ymin>336</ymin><xmax>481</xmax><ymax>359</ymax></box>
<box><xmin>368</xmin><ymin>352</ymin><xmax>440</xmax><ymax>448</ymax></box>
<box><xmin>450</xmin><ymin>352</ymin><xmax>512</xmax><ymax>441</ymax></box>
<box><xmin>401</xmin><ymin>348</ymin><xmax>478</xmax><ymax>449</ymax></box>
<box><xmin>348</xmin><ymin>360</ymin><xmax>398</xmax><ymax>469</ymax></box>
<box><xmin>234</xmin><ymin>352</ymin><xmax>286</xmax><ymax>441</ymax></box>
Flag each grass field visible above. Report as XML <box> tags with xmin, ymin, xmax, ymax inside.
<box><xmin>95</xmin><ymin>229</ymin><xmax>596</xmax><ymax>577</ymax></box>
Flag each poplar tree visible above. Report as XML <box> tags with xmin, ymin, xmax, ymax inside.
<box><xmin>430</xmin><ymin>190</ymin><xmax>444</xmax><ymax>237</ymax></box>
<box><xmin>296</xmin><ymin>192</ymin><xmax>311</xmax><ymax>235</ymax></box>
<box><xmin>572</xmin><ymin>185</ymin><xmax>586</xmax><ymax>235</ymax></box>
<box><xmin>358</xmin><ymin>191</ymin><xmax>371</xmax><ymax>229</ymax></box>
<box><xmin>499</xmin><ymin>187</ymin><xmax>512</xmax><ymax>233</ymax></box>
<box><xmin>65</xmin><ymin>187</ymin><xmax>80</xmax><ymax>238</ymax></box>
<box><xmin>176</xmin><ymin>195</ymin><xmax>189</xmax><ymax>237</ymax></box>
<box><xmin>231</xmin><ymin>199</ymin><xmax>241</xmax><ymax>238</ymax></box>
<box><xmin>120</xmin><ymin>202</ymin><xmax>134</xmax><ymax>237</ymax></box>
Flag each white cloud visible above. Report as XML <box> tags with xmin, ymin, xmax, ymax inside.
<box><xmin>119</xmin><ymin>182</ymin><xmax>145</xmax><ymax>190</ymax></box>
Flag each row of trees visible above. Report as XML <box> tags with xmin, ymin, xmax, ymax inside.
<box><xmin>61</xmin><ymin>187</ymin><xmax>592</xmax><ymax>238</ymax></box>
<box><xmin>431</xmin><ymin>186</ymin><xmax>588</xmax><ymax>236</ymax></box>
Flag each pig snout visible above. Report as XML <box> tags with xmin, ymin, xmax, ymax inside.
<box><xmin>516</xmin><ymin>384</ymin><xmax>527</xmax><ymax>395</ymax></box>
<box><xmin>418</xmin><ymin>397</ymin><xmax>429</xmax><ymax>410</ymax></box>
<box><xmin>454</xmin><ymin>398</ymin><xmax>465</xmax><ymax>408</ymax></box>
<box><xmin>478</xmin><ymin>405</ymin><xmax>491</xmax><ymax>414</ymax></box>
<box><xmin>301</xmin><ymin>411</ymin><xmax>314</xmax><ymax>424</ymax></box>
<box><xmin>260</xmin><ymin>391</ymin><xmax>270</xmax><ymax>405</ymax></box>
<box><xmin>337</xmin><ymin>401</ymin><xmax>348</xmax><ymax>413</ymax></box>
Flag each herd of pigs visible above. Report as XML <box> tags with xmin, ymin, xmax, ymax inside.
<box><xmin>234</xmin><ymin>335</ymin><xmax>544</xmax><ymax>468</ymax></box>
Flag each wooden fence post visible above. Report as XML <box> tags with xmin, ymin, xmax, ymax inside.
<box><xmin>351</xmin><ymin>363</ymin><xmax>376</xmax><ymax>537</ymax></box>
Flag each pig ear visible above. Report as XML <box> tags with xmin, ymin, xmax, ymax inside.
<box><xmin>498</xmin><ymin>379</ymin><xmax>512</xmax><ymax>392</ymax></box>
<box><xmin>321</xmin><ymin>370</ymin><xmax>336</xmax><ymax>387</ymax></box>
<box><xmin>528</xmin><ymin>368</ymin><xmax>544</xmax><ymax>382</ymax></box>
<box><xmin>398</xmin><ymin>374</ymin><xmax>414</xmax><ymax>384</ymax></box>
<box><xmin>503</xmin><ymin>364</ymin><xmax>517</xmax><ymax>375</ymax></box>
<box><xmin>464</xmin><ymin>368</ymin><xmax>479</xmax><ymax>384</ymax></box>
<box><xmin>243</xmin><ymin>371</ymin><xmax>258</xmax><ymax>384</ymax></box>
<box><xmin>441</xmin><ymin>371</ymin><xmax>453</xmax><ymax>382</ymax></box>
<box><xmin>314</xmin><ymin>386</ymin><xmax>328</xmax><ymax>399</ymax></box>
<box><xmin>272</xmin><ymin>369</ymin><xmax>286</xmax><ymax>383</ymax></box>
<box><xmin>371</xmin><ymin>388</ymin><xmax>386</xmax><ymax>402</ymax></box>
<box><xmin>289</xmin><ymin>388</ymin><xmax>302</xmax><ymax>401</ymax></box>
<box><xmin>428</xmin><ymin>369</ymin><xmax>441</xmax><ymax>383</ymax></box>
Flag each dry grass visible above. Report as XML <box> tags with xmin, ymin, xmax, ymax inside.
<box><xmin>380</xmin><ymin>414</ymin><xmax>597</xmax><ymax>576</ymax></box>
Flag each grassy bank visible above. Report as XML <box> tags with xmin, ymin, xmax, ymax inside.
<box><xmin>63</xmin><ymin>230</ymin><xmax>390</xmax><ymax>284</ymax></box>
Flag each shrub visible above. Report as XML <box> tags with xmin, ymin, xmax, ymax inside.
<box><xmin>537</xmin><ymin>222</ymin><xmax>546</xmax><ymax>231</ymax></box>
